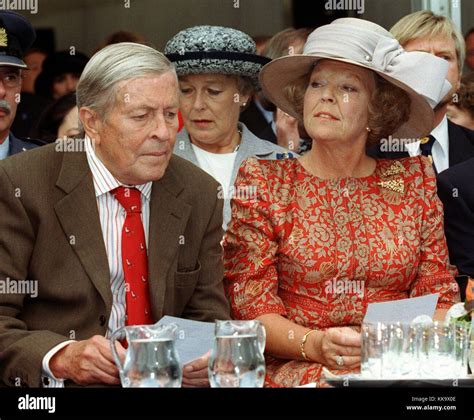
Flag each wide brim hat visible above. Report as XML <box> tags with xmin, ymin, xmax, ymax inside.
<box><xmin>164</xmin><ymin>25</ymin><xmax>270</xmax><ymax>90</ymax></box>
<box><xmin>0</xmin><ymin>11</ymin><xmax>36</xmax><ymax>68</ymax></box>
<box><xmin>260</xmin><ymin>18</ymin><xmax>451</xmax><ymax>140</ymax></box>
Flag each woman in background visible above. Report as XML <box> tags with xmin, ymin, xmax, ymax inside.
<box><xmin>165</xmin><ymin>25</ymin><xmax>293</xmax><ymax>229</ymax></box>
<box><xmin>30</xmin><ymin>93</ymin><xmax>79</xmax><ymax>143</ymax></box>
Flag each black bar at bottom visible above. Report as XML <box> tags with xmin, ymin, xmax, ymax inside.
<box><xmin>0</xmin><ymin>387</ymin><xmax>473</xmax><ymax>418</ymax></box>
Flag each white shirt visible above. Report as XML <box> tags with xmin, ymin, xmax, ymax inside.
<box><xmin>41</xmin><ymin>136</ymin><xmax>152</xmax><ymax>387</ymax></box>
<box><xmin>0</xmin><ymin>136</ymin><xmax>10</xmax><ymax>160</ymax></box>
<box><xmin>405</xmin><ymin>115</ymin><xmax>450</xmax><ymax>173</ymax></box>
<box><xmin>191</xmin><ymin>144</ymin><xmax>237</xmax><ymax>200</ymax></box>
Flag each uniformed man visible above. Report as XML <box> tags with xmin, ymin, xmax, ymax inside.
<box><xmin>0</xmin><ymin>11</ymin><xmax>41</xmax><ymax>160</ymax></box>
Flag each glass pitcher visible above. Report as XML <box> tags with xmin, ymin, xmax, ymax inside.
<box><xmin>209</xmin><ymin>320</ymin><xmax>266</xmax><ymax>388</ymax></box>
<box><xmin>110</xmin><ymin>323</ymin><xmax>182</xmax><ymax>388</ymax></box>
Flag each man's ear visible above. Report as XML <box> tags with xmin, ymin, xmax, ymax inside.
<box><xmin>79</xmin><ymin>107</ymin><xmax>102</xmax><ymax>144</ymax></box>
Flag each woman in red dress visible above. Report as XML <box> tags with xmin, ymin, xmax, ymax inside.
<box><xmin>223</xmin><ymin>18</ymin><xmax>460</xmax><ymax>387</ymax></box>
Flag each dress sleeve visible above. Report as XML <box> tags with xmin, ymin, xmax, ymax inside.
<box><xmin>409</xmin><ymin>156</ymin><xmax>460</xmax><ymax>309</ymax></box>
<box><xmin>223</xmin><ymin>158</ymin><xmax>287</xmax><ymax>320</ymax></box>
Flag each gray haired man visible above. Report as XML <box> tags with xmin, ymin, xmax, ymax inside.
<box><xmin>0</xmin><ymin>42</ymin><xmax>229</xmax><ymax>387</ymax></box>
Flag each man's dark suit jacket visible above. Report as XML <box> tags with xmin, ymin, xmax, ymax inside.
<box><xmin>240</xmin><ymin>100</ymin><xmax>277</xmax><ymax>144</ymax></box>
<box><xmin>437</xmin><ymin>157</ymin><xmax>474</xmax><ymax>284</ymax></box>
<box><xmin>0</xmin><ymin>143</ymin><xmax>230</xmax><ymax>387</ymax></box>
<box><xmin>368</xmin><ymin>120</ymin><xmax>474</xmax><ymax>168</ymax></box>
<box><xmin>8</xmin><ymin>133</ymin><xmax>39</xmax><ymax>157</ymax></box>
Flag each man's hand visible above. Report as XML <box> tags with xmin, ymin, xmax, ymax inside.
<box><xmin>49</xmin><ymin>335</ymin><xmax>125</xmax><ymax>386</ymax></box>
<box><xmin>182</xmin><ymin>351</ymin><xmax>210</xmax><ymax>388</ymax></box>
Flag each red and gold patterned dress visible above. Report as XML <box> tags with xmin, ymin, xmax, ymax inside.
<box><xmin>223</xmin><ymin>156</ymin><xmax>460</xmax><ymax>387</ymax></box>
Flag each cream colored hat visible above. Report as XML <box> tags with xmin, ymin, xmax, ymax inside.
<box><xmin>259</xmin><ymin>18</ymin><xmax>451</xmax><ymax>139</ymax></box>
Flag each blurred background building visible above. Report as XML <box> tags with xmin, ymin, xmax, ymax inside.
<box><xmin>16</xmin><ymin>0</ymin><xmax>474</xmax><ymax>56</ymax></box>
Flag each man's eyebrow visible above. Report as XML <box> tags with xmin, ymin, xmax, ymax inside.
<box><xmin>411</xmin><ymin>47</ymin><xmax>454</xmax><ymax>56</ymax></box>
<box><xmin>126</xmin><ymin>105</ymin><xmax>154</xmax><ymax>113</ymax></box>
<box><xmin>435</xmin><ymin>49</ymin><xmax>455</xmax><ymax>56</ymax></box>
<box><xmin>126</xmin><ymin>104</ymin><xmax>179</xmax><ymax>112</ymax></box>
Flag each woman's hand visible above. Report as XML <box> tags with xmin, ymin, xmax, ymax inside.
<box><xmin>313</xmin><ymin>327</ymin><xmax>361</xmax><ymax>370</ymax></box>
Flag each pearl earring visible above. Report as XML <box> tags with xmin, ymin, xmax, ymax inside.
<box><xmin>366</xmin><ymin>127</ymin><xmax>371</xmax><ymax>133</ymax></box>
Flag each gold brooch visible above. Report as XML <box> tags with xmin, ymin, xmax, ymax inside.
<box><xmin>0</xmin><ymin>28</ymin><xmax>7</xmax><ymax>48</ymax></box>
<box><xmin>377</xmin><ymin>179</ymin><xmax>405</xmax><ymax>194</ymax></box>
<box><xmin>377</xmin><ymin>161</ymin><xmax>406</xmax><ymax>194</ymax></box>
<box><xmin>380</xmin><ymin>160</ymin><xmax>405</xmax><ymax>177</ymax></box>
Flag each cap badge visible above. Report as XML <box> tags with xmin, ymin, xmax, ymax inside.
<box><xmin>0</xmin><ymin>28</ymin><xmax>7</xmax><ymax>48</ymax></box>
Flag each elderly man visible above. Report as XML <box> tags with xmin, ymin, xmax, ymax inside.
<box><xmin>0</xmin><ymin>11</ymin><xmax>41</xmax><ymax>159</ymax></box>
<box><xmin>371</xmin><ymin>10</ymin><xmax>474</xmax><ymax>173</ymax></box>
<box><xmin>0</xmin><ymin>42</ymin><xmax>229</xmax><ymax>388</ymax></box>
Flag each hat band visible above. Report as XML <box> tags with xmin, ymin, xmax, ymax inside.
<box><xmin>304</xmin><ymin>29</ymin><xmax>450</xmax><ymax>107</ymax></box>
<box><xmin>166</xmin><ymin>51</ymin><xmax>270</xmax><ymax>66</ymax></box>
<box><xmin>0</xmin><ymin>48</ymin><xmax>22</xmax><ymax>59</ymax></box>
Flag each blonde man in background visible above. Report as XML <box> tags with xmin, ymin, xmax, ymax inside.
<box><xmin>371</xmin><ymin>10</ymin><xmax>474</xmax><ymax>173</ymax></box>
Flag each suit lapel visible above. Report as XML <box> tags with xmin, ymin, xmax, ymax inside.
<box><xmin>54</xmin><ymin>151</ymin><xmax>112</xmax><ymax>311</ymax></box>
<box><xmin>8</xmin><ymin>134</ymin><xmax>25</xmax><ymax>156</ymax></box>
<box><xmin>148</xmin><ymin>158</ymin><xmax>192</xmax><ymax>319</ymax></box>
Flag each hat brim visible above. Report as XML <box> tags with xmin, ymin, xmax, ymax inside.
<box><xmin>0</xmin><ymin>55</ymin><xmax>27</xmax><ymax>68</ymax></box>
<box><xmin>259</xmin><ymin>54</ymin><xmax>434</xmax><ymax>141</ymax></box>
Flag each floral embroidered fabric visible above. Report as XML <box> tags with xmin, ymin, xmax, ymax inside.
<box><xmin>223</xmin><ymin>156</ymin><xmax>460</xmax><ymax>387</ymax></box>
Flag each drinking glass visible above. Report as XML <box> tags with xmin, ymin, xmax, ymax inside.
<box><xmin>361</xmin><ymin>322</ymin><xmax>385</xmax><ymax>378</ymax></box>
<box><xmin>418</xmin><ymin>321</ymin><xmax>455</xmax><ymax>379</ymax></box>
<box><xmin>452</xmin><ymin>322</ymin><xmax>470</xmax><ymax>377</ymax></box>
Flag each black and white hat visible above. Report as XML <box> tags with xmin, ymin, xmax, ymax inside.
<box><xmin>164</xmin><ymin>25</ymin><xmax>270</xmax><ymax>89</ymax></box>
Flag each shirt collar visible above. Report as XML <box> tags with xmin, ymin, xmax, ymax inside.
<box><xmin>0</xmin><ymin>135</ymin><xmax>10</xmax><ymax>160</ymax></box>
<box><xmin>84</xmin><ymin>136</ymin><xmax>152</xmax><ymax>200</ymax></box>
<box><xmin>431</xmin><ymin>115</ymin><xmax>449</xmax><ymax>157</ymax></box>
<box><xmin>404</xmin><ymin>115</ymin><xmax>449</xmax><ymax>158</ymax></box>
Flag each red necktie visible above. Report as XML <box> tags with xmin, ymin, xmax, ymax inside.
<box><xmin>112</xmin><ymin>187</ymin><xmax>153</xmax><ymax>326</ymax></box>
